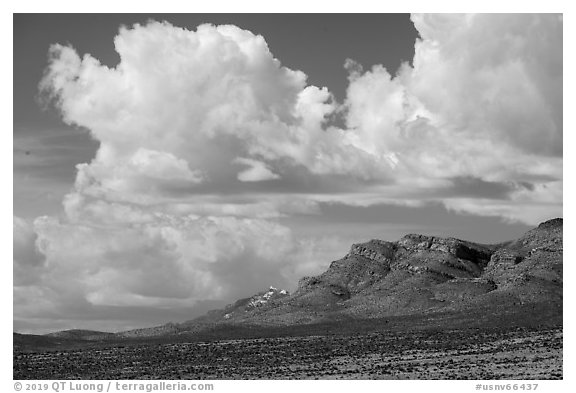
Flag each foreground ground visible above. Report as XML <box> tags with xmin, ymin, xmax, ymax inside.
<box><xmin>14</xmin><ymin>325</ymin><xmax>562</xmax><ymax>379</ymax></box>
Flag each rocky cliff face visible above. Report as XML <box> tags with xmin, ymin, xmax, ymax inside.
<box><xmin>482</xmin><ymin>218</ymin><xmax>563</xmax><ymax>300</ymax></box>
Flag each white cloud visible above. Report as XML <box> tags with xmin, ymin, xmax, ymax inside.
<box><xmin>13</xmin><ymin>216</ymin><xmax>42</xmax><ymax>266</ymax></box>
<box><xmin>13</xmin><ymin>216</ymin><xmax>46</xmax><ymax>286</ymax></box>
<box><xmin>233</xmin><ymin>157</ymin><xmax>280</xmax><ymax>182</ymax></box>
<box><xmin>35</xmin><ymin>15</ymin><xmax>564</xmax><ymax>215</ymax></box>
<box><xmin>71</xmin><ymin>147</ymin><xmax>204</xmax><ymax>206</ymax></box>
<box><xmin>39</xmin><ymin>22</ymin><xmax>383</xmax><ymax>198</ymax></box>
<box><xmin>342</xmin><ymin>13</ymin><xmax>562</xmax><ymax>222</ymax></box>
<box><xmin>409</xmin><ymin>14</ymin><xmax>562</xmax><ymax>157</ymax></box>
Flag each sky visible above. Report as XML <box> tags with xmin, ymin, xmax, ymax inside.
<box><xmin>13</xmin><ymin>13</ymin><xmax>563</xmax><ymax>334</ymax></box>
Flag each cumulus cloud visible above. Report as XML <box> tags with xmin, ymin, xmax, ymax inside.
<box><xmin>13</xmin><ymin>216</ymin><xmax>46</xmax><ymax>286</ymax></box>
<box><xmin>40</xmin><ymin>17</ymin><xmax>563</xmax><ymax>220</ymax></box>
<box><xmin>14</xmin><ymin>217</ymin><xmax>43</xmax><ymax>266</ymax></box>
<box><xmin>342</xmin><ymin>13</ymin><xmax>562</xmax><ymax>222</ymax></box>
<box><xmin>39</xmin><ymin>22</ymin><xmax>383</xmax><ymax>200</ymax></box>
<box><xmin>409</xmin><ymin>14</ymin><xmax>562</xmax><ymax>157</ymax></box>
<box><xmin>36</xmin><ymin>15</ymin><xmax>564</xmax><ymax>216</ymax></box>
<box><xmin>233</xmin><ymin>157</ymin><xmax>280</xmax><ymax>182</ymax></box>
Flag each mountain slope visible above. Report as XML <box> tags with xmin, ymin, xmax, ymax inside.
<box><xmin>186</xmin><ymin>218</ymin><xmax>562</xmax><ymax>327</ymax></box>
<box><xmin>118</xmin><ymin>287</ymin><xmax>290</xmax><ymax>338</ymax></box>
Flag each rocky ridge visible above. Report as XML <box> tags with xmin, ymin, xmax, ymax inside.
<box><xmin>204</xmin><ymin>218</ymin><xmax>562</xmax><ymax>325</ymax></box>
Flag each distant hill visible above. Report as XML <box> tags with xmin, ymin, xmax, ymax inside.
<box><xmin>14</xmin><ymin>332</ymin><xmax>90</xmax><ymax>352</ymax></box>
<box><xmin>46</xmin><ymin>329</ymin><xmax>116</xmax><ymax>341</ymax></box>
<box><xmin>26</xmin><ymin>218</ymin><xmax>563</xmax><ymax>344</ymax></box>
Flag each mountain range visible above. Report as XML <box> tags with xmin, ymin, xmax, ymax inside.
<box><xmin>16</xmin><ymin>218</ymin><xmax>563</xmax><ymax>345</ymax></box>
